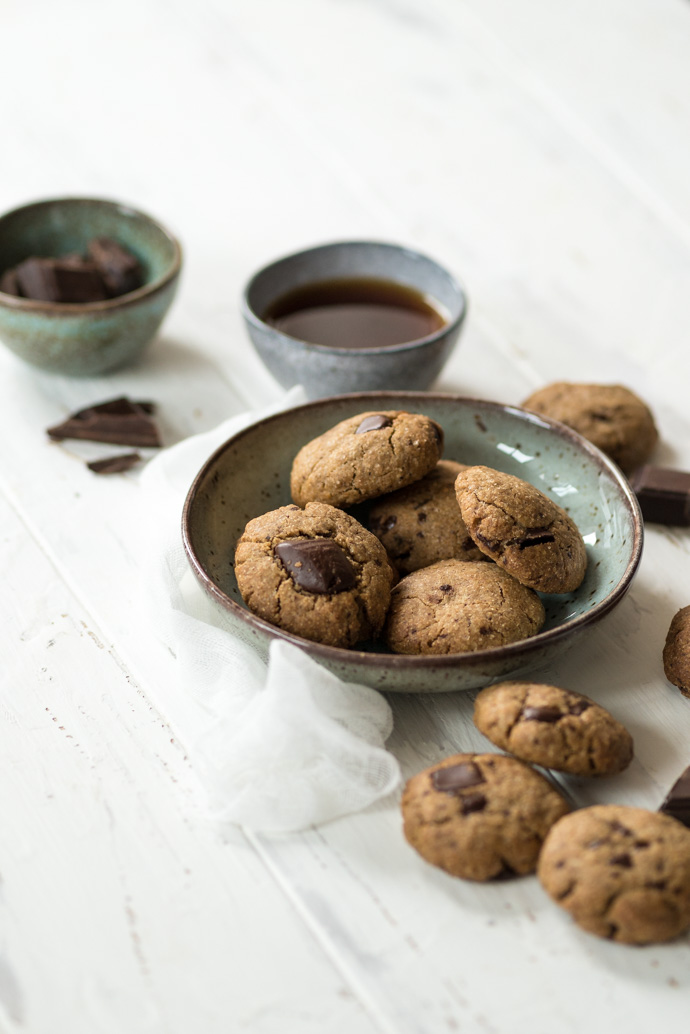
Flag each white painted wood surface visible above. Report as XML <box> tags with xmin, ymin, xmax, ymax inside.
<box><xmin>1</xmin><ymin>1</ymin><xmax>690</xmax><ymax>1030</ymax></box>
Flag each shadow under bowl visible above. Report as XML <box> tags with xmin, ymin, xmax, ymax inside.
<box><xmin>0</xmin><ymin>197</ymin><xmax>182</xmax><ymax>376</ymax></box>
<box><xmin>182</xmin><ymin>392</ymin><xmax>643</xmax><ymax>693</ymax></box>
<box><xmin>241</xmin><ymin>241</ymin><xmax>467</xmax><ymax>399</ymax></box>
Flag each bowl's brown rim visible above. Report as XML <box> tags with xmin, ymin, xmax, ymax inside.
<box><xmin>181</xmin><ymin>391</ymin><xmax>644</xmax><ymax>671</ymax></box>
<box><xmin>240</xmin><ymin>239</ymin><xmax>468</xmax><ymax>354</ymax></box>
<box><xmin>0</xmin><ymin>196</ymin><xmax>183</xmax><ymax>315</ymax></box>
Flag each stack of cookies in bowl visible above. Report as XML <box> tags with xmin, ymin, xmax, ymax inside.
<box><xmin>183</xmin><ymin>391</ymin><xmax>642</xmax><ymax>693</ymax></box>
<box><xmin>234</xmin><ymin>408</ymin><xmax>588</xmax><ymax>654</ymax></box>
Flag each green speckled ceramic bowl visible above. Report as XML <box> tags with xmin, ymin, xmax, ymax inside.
<box><xmin>182</xmin><ymin>392</ymin><xmax>643</xmax><ymax>693</ymax></box>
<box><xmin>0</xmin><ymin>197</ymin><xmax>181</xmax><ymax>375</ymax></box>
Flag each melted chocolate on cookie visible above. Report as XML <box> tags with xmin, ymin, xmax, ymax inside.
<box><xmin>432</xmin><ymin>761</ymin><xmax>485</xmax><ymax>794</ymax></box>
<box><xmin>274</xmin><ymin>538</ymin><xmax>356</xmax><ymax>594</ymax></box>
<box><xmin>356</xmin><ymin>414</ymin><xmax>393</xmax><ymax>434</ymax></box>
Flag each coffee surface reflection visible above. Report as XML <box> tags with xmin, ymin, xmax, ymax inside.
<box><xmin>264</xmin><ymin>276</ymin><xmax>446</xmax><ymax>349</ymax></box>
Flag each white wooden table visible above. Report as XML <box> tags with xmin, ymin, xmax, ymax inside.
<box><xmin>1</xmin><ymin>1</ymin><xmax>690</xmax><ymax>1030</ymax></box>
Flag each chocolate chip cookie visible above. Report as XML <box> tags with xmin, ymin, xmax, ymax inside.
<box><xmin>521</xmin><ymin>382</ymin><xmax>658</xmax><ymax>473</ymax></box>
<box><xmin>455</xmin><ymin>466</ymin><xmax>587</xmax><ymax>594</ymax></box>
<box><xmin>663</xmin><ymin>605</ymin><xmax>690</xmax><ymax>698</ymax></box>
<box><xmin>290</xmin><ymin>410</ymin><xmax>443</xmax><ymax>509</ymax></box>
<box><xmin>234</xmin><ymin>502</ymin><xmax>395</xmax><ymax>648</ymax></box>
<box><xmin>384</xmin><ymin>559</ymin><xmax>545</xmax><ymax>655</ymax></box>
<box><xmin>368</xmin><ymin>460</ymin><xmax>486</xmax><ymax>575</ymax></box>
<box><xmin>402</xmin><ymin>752</ymin><xmax>570</xmax><ymax>881</ymax></box>
<box><xmin>538</xmin><ymin>805</ymin><xmax>690</xmax><ymax>944</ymax></box>
<box><xmin>473</xmin><ymin>681</ymin><xmax>633</xmax><ymax>776</ymax></box>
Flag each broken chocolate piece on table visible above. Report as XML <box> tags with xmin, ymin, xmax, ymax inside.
<box><xmin>88</xmin><ymin>237</ymin><xmax>143</xmax><ymax>297</ymax></box>
<box><xmin>629</xmin><ymin>465</ymin><xmax>690</xmax><ymax>525</ymax></box>
<box><xmin>659</xmin><ymin>766</ymin><xmax>690</xmax><ymax>828</ymax></box>
<box><xmin>87</xmin><ymin>452</ymin><xmax>143</xmax><ymax>475</ymax></box>
<box><xmin>14</xmin><ymin>257</ymin><xmax>108</xmax><ymax>303</ymax></box>
<box><xmin>47</xmin><ymin>397</ymin><xmax>161</xmax><ymax>447</ymax></box>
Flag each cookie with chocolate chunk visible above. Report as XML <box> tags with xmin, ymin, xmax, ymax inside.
<box><xmin>521</xmin><ymin>382</ymin><xmax>658</xmax><ymax>473</ymax></box>
<box><xmin>538</xmin><ymin>805</ymin><xmax>690</xmax><ymax>944</ymax></box>
<box><xmin>384</xmin><ymin>559</ymin><xmax>545</xmax><ymax>655</ymax></box>
<box><xmin>473</xmin><ymin>681</ymin><xmax>633</xmax><ymax>776</ymax></box>
<box><xmin>402</xmin><ymin>752</ymin><xmax>570</xmax><ymax>881</ymax></box>
<box><xmin>234</xmin><ymin>502</ymin><xmax>394</xmax><ymax>648</ymax></box>
<box><xmin>368</xmin><ymin>460</ymin><xmax>485</xmax><ymax>575</ymax></box>
<box><xmin>455</xmin><ymin>466</ymin><xmax>587</xmax><ymax>594</ymax></box>
<box><xmin>663</xmin><ymin>605</ymin><xmax>690</xmax><ymax>698</ymax></box>
<box><xmin>290</xmin><ymin>410</ymin><xmax>443</xmax><ymax>509</ymax></box>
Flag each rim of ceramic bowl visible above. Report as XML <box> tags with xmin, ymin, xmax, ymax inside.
<box><xmin>181</xmin><ymin>391</ymin><xmax>644</xmax><ymax>673</ymax></box>
<box><xmin>0</xmin><ymin>197</ymin><xmax>183</xmax><ymax>314</ymax></box>
<box><xmin>241</xmin><ymin>240</ymin><xmax>467</xmax><ymax>353</ymax></box>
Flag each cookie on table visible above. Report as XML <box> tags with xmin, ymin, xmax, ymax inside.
<box><xmin>538</xmin><ymin>805</ymin><xmax>690</xmax><ymax>944</ymax></box>
<box><xmin>384</xmin><ymin>558</ymin><xmax>545</xmax><ymax>655</ymax></box>
<box><xmin>454</xmin><ymin>465</ymin><xmax>587</xmax><ymax>594</ymax></box>
<box><xmin>663</xmin><ymin>605</ymin><xmax>690</xmax><ymax>698</ymax></box>
<box><xmin>290</xmin><ymin>410</ymin><xmax>443</xmax><ymax>509</ymax></box>
<box><xmin>473</xmin><ymin>681</ymin><xmax>633</xmax><ymax>776</ymax></box>
<box><xmin>368</xmin><ymin>460</ymin><xmax>486</xmax><ymax>575</ymax></box>
<box><xmin>402</xmin><ymin>752</ymin><xmax>570</xmax><ymax>881</ymax></box>
<box><xmin>521</xmin><ymin>382</ymin><xmax>658</xmax><ymax>474</ymax></box>
<box><xmin>234</xmin><ymin>502</ymin><xmax>395</xmax><ymax>649</ymax></box>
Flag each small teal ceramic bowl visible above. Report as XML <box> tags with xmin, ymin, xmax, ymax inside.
<box><xmin>182</xmin><ymin>392</ymin><xmax>643</xmax><ymax>693</ymax></box>
<box><xmin>242</xmin><ymin>241</ymin><xmax>467</xmax><ymax>399</ymax></box>
<box><xmin>0</xmin><ymin>197</ymin><xmax>182</xmax><ymax>375</ymax></box>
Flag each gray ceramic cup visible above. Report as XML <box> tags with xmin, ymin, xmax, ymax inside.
<box><xmin>241</xmin><ymin>241</ymin><xmax>467</xmax><ymax>399</ymax></box>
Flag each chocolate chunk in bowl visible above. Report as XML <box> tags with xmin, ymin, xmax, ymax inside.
<box><xmin>88</xmin><ymin>236</ymin><xmax>143</xmax><ymax>297</ymax></box>
<box><xmin>15</xmin><ymin>256</ymin><xmax>108</xmax><ymax>303</ymax></box>
<box><xmin>182</xmin><ymin>392</ymin><xmax>643</xmax><ymax>693</ymax></box>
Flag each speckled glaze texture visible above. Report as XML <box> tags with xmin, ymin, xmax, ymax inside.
<box><xmin>0</xmin><ymin>198</ymin><xmax>181</xmax><ymax>375</ymax></box>
<box><xmin>182</xmin><ymin>392</ymin><xmax>643</xmax><ymax>693</ymax></box>
<box><xmin>241</xmin><ymin>242</ymin><xmax>467</xmax><ymax>399</ymax></box>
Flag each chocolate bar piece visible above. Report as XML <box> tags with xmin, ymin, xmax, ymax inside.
<box><xmin>15</xmin><ymin>257</ymin><xmax>108</xmax><ymax>303</ymax></box>
<box><xmin>59</xmin><ymin>253</ymin><xmax>94</xmax><ymax>269</ymax></box>
<box><xmin>659</xmin><ymin>766</ymin><xmax>690</xmax><ymax>828</ymax></box>
<box><xmin>54</xmin><ymin>261</ymin><xmax>108</xmax><ymax>302</ymax></box>
<box><xmin>88</xmin><ymin>237</ymin><xmax>143</xmax><ymax>297</ymax></box>
<box><xmin>0</xmin><ymin>268</ymin><xmax>21</xmax><ymax>296</ymax></box>
<box><xmin>3</xmin><ymin>238</ymin><xmax>143</xmax><ymax>303</ymax></box>
<box><xmin>14</xmin><ymin>258</ymin><xmax>55</xmax><ymax>300</ymax></box>
<box><xmin>87</xmin><ymin>452</ymin><xmax>142</xmax><ymax>474</ymax></box>
<box><xmin>47</xmin><ymin>397</ymin><xmax>161</xmax><ymax>447</ymax></box>
<box><xmin>629</xmin><ymin>465</ymin><xmax>690</xmax><ymax>525</ymax></box>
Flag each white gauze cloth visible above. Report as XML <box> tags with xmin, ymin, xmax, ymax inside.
<box><xmin>139</xmin><ymin>389</ymin><xmax>401</xmax><ymax>832</ymax></box>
